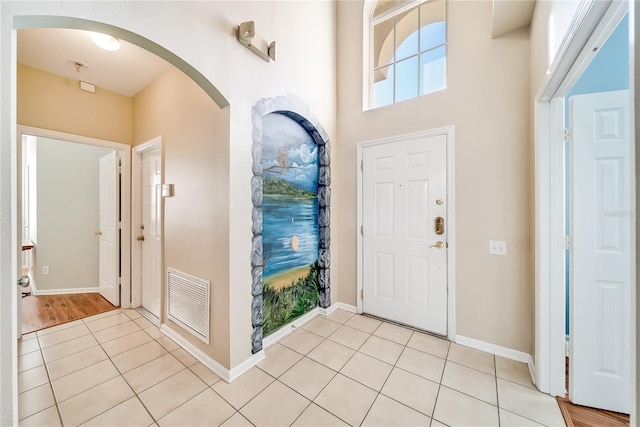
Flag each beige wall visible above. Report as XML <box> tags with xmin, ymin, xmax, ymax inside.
<box><xmin>133</xmin><ymin>67</ymin><xmax>232</xmax><ymax>368</ymax></box>
<box><xmin>4</xmin><ymin>0</ymin><xmax>336</xmax><ymax>375</ymax></box>
<box><xmin>17</xmin><ymin>63</ymin><xmax>132</xmax><ymax>144</ymax></box>
<box><xmin>530</xmin><ymin>0</ymin><xmax>582</xmax><ymax>97</ymax></box>
<box><xmin>34</xmin><ymin>137</ymin><xmax>112</xmax><ymax>291</ymax></box>
<box><xmin>336</xmin><ymin>0</ymin><xmax>532</xmax><ymax>352</ymax></box>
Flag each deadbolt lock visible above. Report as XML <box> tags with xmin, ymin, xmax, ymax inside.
<box><xmin>136</xmin><ymin>235</ymin><xmax>145</xmax><ymax>241</ymax></box>
<box><xmin>430</xmin><ymin>241</ymin><xmax>445</xmax><ymax>249</ymax></box>
<box><xmin>436</xmin><ymin>199</ymin><xmax>444</xmax><ymax>205</ymax></box>
<box><xmin>95</xmin><ymin>231</ymin><xmax>102</xmax><ymax>236</ymax></box>
<box><xmin>434</xmin><ymin>217</ymin><xmax>445</xmax><ymax>235</ymax></box>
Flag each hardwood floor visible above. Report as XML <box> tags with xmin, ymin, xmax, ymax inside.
<box><xmin>557</xmin><ymin>357</ymin><xmax>629</xmax><ymax>427</ymax></box>
<box><xmin>21</xmin><ymin>293</ymin><xmax>117</xmax><ymax>334</ymax></box>
<box><xmin>557</xmin><ymin>397</ymin><xmax>629</xmax><ymax>427</ymax></box>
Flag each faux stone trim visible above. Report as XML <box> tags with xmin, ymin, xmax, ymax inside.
<box><xmin>250</xmin><ymin>94</ymin><xmax>331</xmax><ymax>354</ymax></box>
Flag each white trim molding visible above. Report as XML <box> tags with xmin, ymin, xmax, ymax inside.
<box><xmin>16</xmin><ymin>125</ymin><xmax>132</xmax><ymax>309</ymax></box>
<box><xmin>263</xmin><ymin>302</ymin><xmax>358</xmax><ymax>350</ymax></box>
<box><xmin>32</xmin><ymin>287</ymin><xmax>99</xmax><ymax>296</ymax></box>
<box><xmin>356</xmin><ymin>126</ymin><xmax>456</xmax><ymax>341</ymax></box>
<box><xmin>456</xmin><ymin>335</ymin><xmax>535</xmax><ymax>385</ymax></box>
<box><xmin>160</xmin><ymin>323</ymin><xmax>266</xmax><ymax>384</ymax></box>
<box><xmin>131</xmin><ymin>136</ymin><xmax>163</xmax><ymax>313</ymax></box>
<box><xmin>262</xmin><ymin>307</ymin><xmax>321</xmax><ymax>349</ymax></box>
<box><xmin>320</xmin><ymin>302</ymin><xmax>358</xmax><ymax>315</ymax></box>
<box><xmin>533</xmin><ymin>0</ymin><xmax>631</xmax><ymax>399</ymax></box>
<box><xmin>159</xmin><ymin>302</ymin><xmax>357</xmax><ymax>383</ymax></box>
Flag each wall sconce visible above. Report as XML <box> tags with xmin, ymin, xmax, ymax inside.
<box><xmin>237</xmin><ymin>21</ymin><xmax>276</xmax><ymax>63</ymax></box>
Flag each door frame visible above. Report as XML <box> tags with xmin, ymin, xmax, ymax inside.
<box><xmin>533</xmin><ymin>0</ymin><xmax>634</xmax><ymax>415</ymax></box>
<box><xmin>131</xmin><ymin>136</ymin><xmax>163</xmax><ymax>317</ymax></box>
<box><xmin>356</xmin><ymin>126</ymin><xmax>456</xmax><ymax>341</ymax></box>
<box><xmin>16</xmin><ymin>125</ymin><xmax>132</xmax><ymax>308</ymax></box>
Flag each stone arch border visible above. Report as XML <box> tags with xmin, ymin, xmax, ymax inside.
<box><xmin>250</xmin><ymin>95</ymin><xmax>331</xmax><ymax>354</ymax></box>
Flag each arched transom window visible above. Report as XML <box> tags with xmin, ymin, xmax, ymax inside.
<box><xmin>369</xmin><ymin>0</ymin><xmax>446</xmax><ymax>108</ymax></box>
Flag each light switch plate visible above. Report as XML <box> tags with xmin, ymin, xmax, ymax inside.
<box><xmin>489</xmin><ymin>240</ymin><xmax>507</xmax><ymax>256</ymax></box>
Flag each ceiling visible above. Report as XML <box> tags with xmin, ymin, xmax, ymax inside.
<box><xmin>18</xmin><ymin>28</ymin><xmax>171</xmax><ymax>97</ymax></box>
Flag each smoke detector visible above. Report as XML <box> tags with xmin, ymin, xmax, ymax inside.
<box><xmin>70</xmin><ymin>60</ymin><xmax>89</xmax><ymax>73</ymax></box>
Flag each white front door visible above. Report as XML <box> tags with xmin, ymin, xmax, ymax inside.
<box><xmin>362</xmin><ymin>134</ymin><xmax>448</xmax><ymax>335</ymax></box>
<box><xmin>569</xmin><ymin>90</ymin><xmax>631</xmax><ymax>413</ymax></box>
<box><xmin>140</xmin><ymin>148</ymin><xmax>162</xmax><ymax>318</ymax></box>
<box><xmin>99</xmin><ymin>151</ymin><xmax>120</xmax><ymax>306</ymax></box>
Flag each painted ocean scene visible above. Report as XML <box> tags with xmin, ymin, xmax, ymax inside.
<box><xmin>261</xmin><ymin>113</ymin><xmax>320</xmax><ymax>336</ymax></box>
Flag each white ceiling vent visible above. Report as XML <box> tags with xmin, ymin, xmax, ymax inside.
<box><xmin>167</xmin><ymin>268</ymin><xmax>210</xmax><ymax>344</ymax></box>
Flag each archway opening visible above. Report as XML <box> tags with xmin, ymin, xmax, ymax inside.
<box><xmin>250</xmin><ymin>99</ymin><xmax>331</xmax><ymax>354</ymax></box>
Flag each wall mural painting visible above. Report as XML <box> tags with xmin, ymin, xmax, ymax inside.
<box><xmin>261</xmin><ymin>113</ymin><xmax>319</xmax><ymax>336</ymax></box>
<box><xmin>250</xmin><ymin>96</ymin><xmax>331</xmax><ymax>354</ymax></box>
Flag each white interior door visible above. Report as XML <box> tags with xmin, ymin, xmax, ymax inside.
<box><xmin>140</xmin><ymin>148</ymin><xmax>162</xmax><ymax>318</ymax></box>
<box><xmin>569</xmin><ymin>90</ymin><xmax>631</xmax><ymax>413</ymax></box>
<box><xmin>99</xmin><ymin>151</ymin><xmax>120</xmax><ymax>307</ymax></box>
<box><xmin>362</xmin><ymin>134</ymin><xmax>448</xmax><ymax>335</ymax></box>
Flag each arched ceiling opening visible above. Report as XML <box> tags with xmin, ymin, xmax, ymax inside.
<box><xmin>13</xmin><ymin>15</ymin><xmax>229</xmax><ymax>108</ymax></box>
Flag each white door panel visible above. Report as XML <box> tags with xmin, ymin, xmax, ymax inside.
<box><xmin>99</xmin><ymin>151</ymin><xmax>120</xmax><ymax>306</ymax></box>
<box><xmin>140</xmin><ymin>148</ymin><xmax>162</xmax><ymax>318</ymax></box>
<box><xmin>570</xmin><ymin>90</ymin><xmax>630</xmax><ymax>413</ymax></box>
<box><xmin>362</xmin><ymin>135</ymin><xmax>447</xmax><ymax>335</ymax></box>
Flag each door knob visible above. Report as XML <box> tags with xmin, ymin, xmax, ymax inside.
<box><xmin>137</xmin><ymin>235</ymin><xmax>145</xmax><ymax>241</ymax></box>
<box><xmin>430</xmin><ymin>241</ymin><xmax>444</xmax><ymax>249</ymax></box>
<box><xmin>95</xmin><ymin>231</ymin><xmax>102</xmax><ymax>236</ymax></box>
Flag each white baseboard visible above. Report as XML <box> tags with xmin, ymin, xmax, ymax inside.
<box><xmin>455</xmin><ymin>335</ymin><xmax>536</xmax><ymax>386</ymax></box>
<box><xmin>32</xmin><ymin>286</ymin><xmax>99</xmax><ymax>296</ymax></box>
<box><xmin>263</xmin><ymin>307</ymin><xmax>320</xmax><ymax>349</ymax></box>
<box><xmin>160</xmin><ymin>323</ymin><xmax>266</xmax><ymax>383</ymax></box>
<box><xmin>320</xmin><ymin>302</ymin><xmax>357</xmax><ymax>315</ymax></box>
<box><xmin>157</xmin><ymin>301</ymin><xmax>357</xmax><ymax>384</ymax></box>
<box><xmin>527</xmin><ymin>354</ymin><xmax>536</xmax><ymax>387</ymax></box>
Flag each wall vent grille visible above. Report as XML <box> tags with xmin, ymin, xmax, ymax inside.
<box><xmin>167</xmin><ymin>268</ymin><xmax>210</xmax><ymax>344</ymax></box>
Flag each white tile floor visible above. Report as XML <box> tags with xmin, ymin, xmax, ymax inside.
<box><xmin>17</xmin><ymin>308</ymin><xmax>567</xmax><ymax>427</ymax></box>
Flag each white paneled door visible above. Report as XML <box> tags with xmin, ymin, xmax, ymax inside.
<box><xmin>99</xmin><ymin>151</ymin><xmax>120</xmax><ymax>307</ymax></box>
<box><xmin>140</xmin><ymin>148</ymin><xmax>162</xmax><ymax>318</ymax></box>
<box><xmin>570</xmin><ymin>90</ymin><xmax>630</xmax><ymax>413</ymax></box>
<box><xmin>362</xmin><ymin>134</ymin><xmax>448</xmax><ymax>335</ymax></box>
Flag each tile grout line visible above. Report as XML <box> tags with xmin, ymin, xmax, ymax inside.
<box><xmin>77</xmin><ymin>309</ymin><xmax>178</xmax><ymax>425</ymax></box>
<box><xmin>494</xmin><ymin>354</ymin><xmax>501</xmax><ymax>426</ymax></box>
<box><xmin>20</xmin><ymin>334</ymin><xmax>63</xmax><ymax>425</ymax></box>
<box><xmin>51</xmin><ymin>311</ymin><xmax>160</xmax><ymax>425</ymax></box>
<box><xmin>429</xmin><ymin>336</ymin><xmax>452</xmax><ymax>426</ymax></box>
<box><xmin>358</xmin><ymin>325</ymin><xmax>415</xmax><ymax>426</ymax></box>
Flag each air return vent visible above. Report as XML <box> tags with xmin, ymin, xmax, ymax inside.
<box><xmin>167</xmin><ymin>268</ymin><xmax>210</xmax><ymax>344</ymax></box>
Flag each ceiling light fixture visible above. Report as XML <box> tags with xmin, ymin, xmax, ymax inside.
<box><xmin>90</xmin><ymin>32</ymin><xmax>121</xmax><ymax>51</ymax></box>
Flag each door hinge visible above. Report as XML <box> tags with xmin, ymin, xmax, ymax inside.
<box><xmin>360</xmin><ymin>225</ymin><xmax>363</xmax><ymax>236</ymax></box>
<box><xmin>360</xmin><ymin>289</ymin><xmax>364</xmax><ymax>299</ymax></box>
<box><xmin>118</xmin><ymin>165</ymin><xmax>123</xmax><ymax>174</ymax></box>
<box><xmin>117</xmin><ymin>221</ymin><xmax>122</xmax><ymax>230</ymax></box>
<box><xmin>360</xmin><ymin>160</ymin><xmax>363</xmax><ymax>171</ymax></box>
<box><xmin>564</xmin><ymin>128</ymin><xmax>571</xmax><ymax>143</ymax></box>
<box><xmin>564</xmin><ymin>235</ymin><xmax>571</xmax><ymax>250</ymax></box>
<box><xmin>117</xmin><ymin>277</ymin><xmax>122</xmax><ymax>286</ymax></box>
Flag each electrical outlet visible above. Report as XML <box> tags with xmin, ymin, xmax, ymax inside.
<box><xmin>42</xmin><ymin>266</ymin><xmax>49</xmax><ymax>275</ymax></box>
<box><xmin>489</xmin><ymin>240</ymin><xmax>507</xmax><ymax>256</ymax></box>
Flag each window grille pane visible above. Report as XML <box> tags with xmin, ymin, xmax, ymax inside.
<box><xmin>420</xmin><ymin>45</ymin><xmax>446</xmax><ymax>95</ymax></box>
<box><xmin>373</xmin><ymin>64</ymin><xmax>395</xmax><ymax>108</ymax></box>
<box><xmin>374</xmin><ymin>19</ymin><xmax>395</xmax><ymax>69</ymax></box>
<box><xmin>374</xmin><ymin>0</ymin><xmax>415</xmax><ymax>18</ymax></box>
<box><xmin>420</xmin><ymin>0</ymin><xmax>445</xmax><ymax>51</ymax></box>
<box><xmin>395</xmin><ymin>7</ymin><xmax>419</xmax><ymax>61</ymax></box>
<box><xmin>395</xmin><ymin>56</ymin><xmax>419</xmax><ymax>102</ymax></box>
